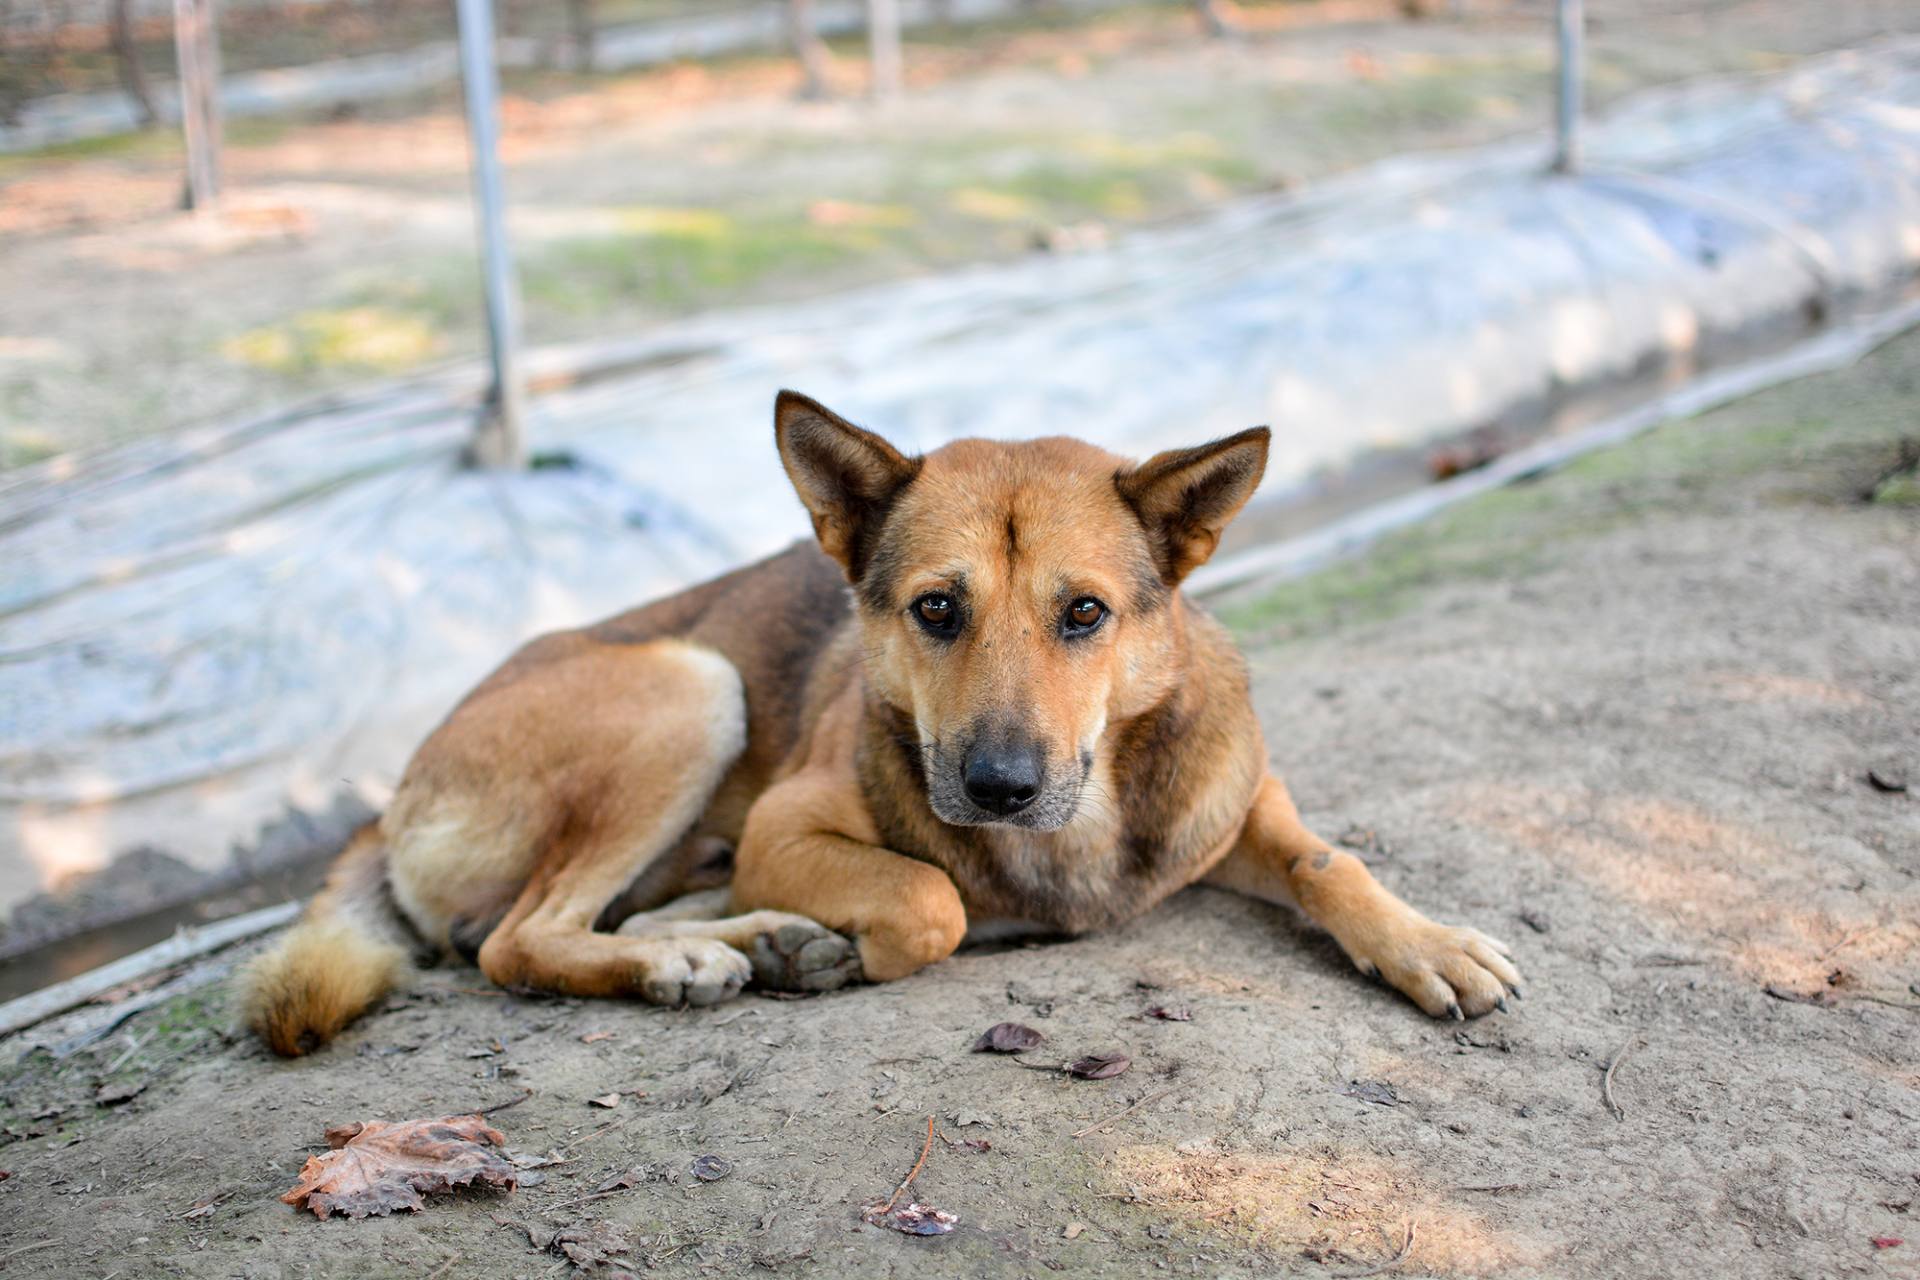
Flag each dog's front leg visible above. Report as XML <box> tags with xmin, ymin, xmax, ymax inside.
<box><xmin>1208</xmin><ymin>774</ymin><xmax>1522</xmax><ymax>1018</ymax></box>
<box><xmin>731</xmin><ymin>772</ymin><xmax>968</xmax><ymax>984</ymax></box>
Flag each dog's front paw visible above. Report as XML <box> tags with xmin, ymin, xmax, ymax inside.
<box><xmin>1350</xmin><ymin>916</ymin><xmax>1522</xmax><ymax>1019</ymax></box>
<box><xmin>748</xmin><ymin>918</ymin><xmax>861</xmax><ymax>994</ymax></box>
<box><xmin>637</xmin><ymin>937</ymin><xmax>753</xmax><ymax>1007</ymax></box>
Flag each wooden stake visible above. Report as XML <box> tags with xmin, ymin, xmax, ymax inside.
<box><xmin>172</xmin><ymin>0</ymin><xmax>223</xmax><ymax>210</ymax></box>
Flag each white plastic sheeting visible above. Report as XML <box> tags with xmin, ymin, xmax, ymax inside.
<box><xmin>4</xmin><ymin>41</ymin><xmax>1920</xmax><ymax>906</ymax></box>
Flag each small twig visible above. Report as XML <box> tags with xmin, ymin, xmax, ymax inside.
<box><xmin>424</xmin><ymin>1251</ymin><xmax>463</xmax><ymax>1280</ymax></box>
<box><xmin>570</xmin><ymin>1115</ymin><xmax>630</xmax><ymax>1148</ymax></box>
<box><xmin>1602</xmin><ymin>1030</ymin><xmax>1639</xmax><ymax>1120</ymax></box>
<box><xmin>476</xmin><ymin>1089</ymin><xmax>534</xmax><ymax>1116</ymax></box>
<box><xmin>1344</xmin><ymin>1219</ymin><xmax>1416</xmax><ymax>1277</ymax></box>
<box><xmin>878</xmin><ymin>1115</ymin><xmax>936</xmax><ymax>1215</ymax></box>
<box><xmin>1071</xmin><ymin>1088</ymin><xmax>1175</xmax><ymax>1138</ymax></box>
<box><xmin>106</xmin><ymin>1031</ymin><xmax>148</xmax><ymax>1074</ymax></box>
<box><xmin>544</xmin><ymin>1184</ymin><xmax>639</xmax><ymax>1214</ymax></box>
<box><xmin>1456</xmin><ymin>1183</ymin><xmax>1526</xmax><ymax>1193</ymax></box>
<box><xmin>1818</xmin><ymin>926</ymin><xmax>1878</xmax><ymax>960</ymax></box>
<box><xmin>0</xmin><ymin>1241</ymin><xmax>60</xmax><ymax>1262</ymax></box>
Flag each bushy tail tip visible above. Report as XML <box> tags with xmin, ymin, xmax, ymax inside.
<box><xmin>242</xmin><ymin>919</ymin><xmax>407</xmax><ymax>1057</ymax></box>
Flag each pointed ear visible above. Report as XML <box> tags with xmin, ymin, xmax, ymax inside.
<box><xmin>775</xmin><ymin>390</ymin><xmax>920</xmax><ymax>578</ymax></box>
<box><xmin>1116</xmin><ymin>427</ymin><xmax>1270</xmax><ymax>585</ymax></box>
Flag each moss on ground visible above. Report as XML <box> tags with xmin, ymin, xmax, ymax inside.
<box><xmin>1221</xmin><ymin>329</ymin><xmax>1920</xmax><ymax>641</ymax></box>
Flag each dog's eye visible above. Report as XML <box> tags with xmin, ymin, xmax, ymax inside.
<box><xmin>914</xmin><ymin>593</ymin><xmax>957</xmax><ymax>633</ymax></box>
<box><xmin>1064</xmin><ymin>597</ymin><xmax>1106</xmax><ymax>633</ymax></box>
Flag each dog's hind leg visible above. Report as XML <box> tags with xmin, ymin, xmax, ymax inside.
<box><xmin>456</xmin><ymin>640</ymin><xmax>763</xmax><ymax>1005</ymax></box>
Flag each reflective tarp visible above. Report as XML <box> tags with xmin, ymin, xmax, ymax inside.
<box><xmin>5</xmin><ymin>41</ymin><xmax>1919</xmax><ymax>907</ymax></box>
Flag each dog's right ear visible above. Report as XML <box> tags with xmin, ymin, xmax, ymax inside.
<box><xmin>775</xmin><ymin>391</ymin><xmax>920</xmax><ymax>578</ymax></box>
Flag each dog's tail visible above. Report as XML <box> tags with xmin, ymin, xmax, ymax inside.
<box><xmin>241</xmin><ymin>823</ymin><xmax>412</xmax><ymax>1057</ymax></box>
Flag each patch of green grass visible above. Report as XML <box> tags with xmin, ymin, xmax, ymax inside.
<box><xmin>1222</xmin><ymin>332</ymin><xmax>1920</xmax><ymax>643</ymax></box>
<box><xmin>522</xmin><ymin>210</ymin><xmax>885</xmax><ymax>314</ymax></box>
<box><xmin>220</xmin><ymin>306</ymin><xmax>446</xmax><ymax>376</ymax></box>
<box><xmin>0</xmin><ymin>126</ymin><xmax>178</xmax><ymax>177</ymax></box>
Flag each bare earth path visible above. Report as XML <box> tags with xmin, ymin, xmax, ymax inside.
<box><xmin>0</xmin><ymin>324</ymin><xmax>1916</xmax><ymax>1276</ymax></box>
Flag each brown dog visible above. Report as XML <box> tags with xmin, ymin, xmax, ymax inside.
<box><xmin>244</xmin><ymin>393</ymin><xmax>1521</xmax><ymax>1055</ymax></box>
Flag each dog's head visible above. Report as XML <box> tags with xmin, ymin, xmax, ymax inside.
<box><xmin>776</xmin><ymin>391</ymin><xmax>1267</xmax><ymax>831</ymax></box>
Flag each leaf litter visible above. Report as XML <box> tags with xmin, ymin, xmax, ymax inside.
<box><xmin>971</xmin><ymin>1022</ymin><xmax>1045</xmax><ymax>1053</ymax></box>
<box><xmin>862</xmin><ymin>1115</ymin><xmax>958</xmax><ymax>1236</ymax></box>
<box><xmin>281</xmin><ymin>1114</ymin><xmax>517</xmax><ymax>1220</ymax></box>
<box><xmin>1067</xmin><ymin>1053</ymin><xmax>1132</xmax><ymax>1080</ymax></box>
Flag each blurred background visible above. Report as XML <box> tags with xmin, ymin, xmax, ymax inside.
<box><xmin>3</xmin><ymin>0</ymin><xmax>1918</xmax><ymax>1000</ymax></box>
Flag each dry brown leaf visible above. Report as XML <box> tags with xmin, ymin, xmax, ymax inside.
<box><xmin>281</xmin><ymin>1114</ymin><xmax>517</xmax><ymax>1220</ymax></box>
<box><xmin>971</xmin><ymin>1022</ymin><xmax>1045</xmax><ymax>1053</ymax></box>
<box><xmin>588</xmin><ymin>1093</ymin><xmax>622</xmax><ymax>1109</ymax></box>
<box><xmin>863</xmin><ymin>1200</ymin><xmax>958</xmax><ymax>1235</ymax></box>
<box><xmin>581</xmin><ymin>1030</ymin><xmax>615</xmax><ymax>1044</ymax></box>
<box><xmin>1067</xmin><ymin>1052</ymin><xmax>1131</xmax><ymax>1080</ymax></box>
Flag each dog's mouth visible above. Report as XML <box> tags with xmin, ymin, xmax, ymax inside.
<box><xmin>920</xmin><ymin>741</ymin><xmax>1087</xmax><ymax>832</ymax></box>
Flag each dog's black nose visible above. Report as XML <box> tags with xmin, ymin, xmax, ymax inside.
<box><xmin>962</xmin><ymin>746</ymin><xmax>1041</xmax><ymax>815</ymax></box>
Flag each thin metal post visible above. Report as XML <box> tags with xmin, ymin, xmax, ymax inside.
<box><xmin>454</xmin><ymin>0</ymin><xmax>527</xmax><ymax>469</ymax></box>
<box><xmin>172</xmin><ymin>0</ymin><xmax>222</xmax><ymax>209</ymax></box>
<box><xmin>1552</xmin><ymin>0</ymin><xmax>1584</xmax><ymax>175</ymax></box>
<box><xmin>867</xmin><ymin>0</ymin><xmax>902</xmax><ymax>102</ymax></box>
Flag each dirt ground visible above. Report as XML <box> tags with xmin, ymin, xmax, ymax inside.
<box><xmin>6</xmin><ymin>0</ymin><xmax>1920</xmax><ymax>465</ymax></box>
<box><xmin>1</xmin><ymin>304</ymin><xmax>1915</xmax><ymax>1278</ymax></box>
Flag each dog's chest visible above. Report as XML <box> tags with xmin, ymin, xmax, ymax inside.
<box><xmin>965</xmin><ymin>773</ymin><xmax>1139</xmax><ymax>932</ymax></box>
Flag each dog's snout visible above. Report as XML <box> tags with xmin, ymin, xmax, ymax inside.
<box><xmin>962</xmin><ymin>744</ymin><xmax>1041</xmax><ymax>816</ymax></box>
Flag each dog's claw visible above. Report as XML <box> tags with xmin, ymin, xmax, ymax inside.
<box><xmin>1495</xmin><ymin>997</ymin><xmax>1510</xmax><ymax>1014</ymax></box>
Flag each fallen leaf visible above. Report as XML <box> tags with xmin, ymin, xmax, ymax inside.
<box><xmin>971</xmin><ymin>1022</ymin><xmax>1045</xmax><ymax>1053</ymax></box>
<box><xmin>1144</xmin><ymin>1005</ymin><xmax>1192</xmax><ymax>1022</ymax></box>
<box><xmin>504</xmin><ymin>1148</ymin><xmax>567</xmax><ymax>1170</ymax></box>
<box><xmin>552</xmin><ymin>1220</ymin><xmax>646</xmax><ymax>1272</ymax></box>
<box><xmin>95</xmin><ymin>1081</ymin><xmax>146</xmax><ymax>1106</ymax></box>
<box><xmin>1873</xmin><ymin>1237</ymin><xmax>1904</xmax><ymax>1249</ymax></box>
<box><xmin>1067</xmin><ymin>1053</ymin><xmax>1131</xmax><ymax>1080</ymax></box>
<box><xmin>1063</xmin><ymin>1221</ymin><xmax>1086</xmax><ymax>1240</ymax></box>
<box><xmin>864</xmin><ymin>1200</ymin><xmax>958</xmax><ymax>1235</ymax></box>
<box><xmin>959</xmin><ymin>1138</ymin><xmax>991</xmax><ymax>1153</ymax></box>
<box><xmin>1867</xmin><ymin>768</ymin><xmax>1909</xmax><ymax>793</ymax></box>
<box><xmin>588</xmin><ymin>1093</ymin><xmax>622</xmax><ymax>1109</ymax></box>
<box><xmin>1341</xmin><ymin>1080</ymin><xmax>1402</xmax><ymax>1106</ymax></box>
<box><xmin>180</xmin><ymin>1197</ymin><xmax>219</xmax><ymax>1220</ymax></box>
<box><xmin>280</xmin><ymin>1114</ymin><xmax>517</xmax><ymax>1220</ymax></box>
<box><xmin>691</xmin><ymin>1155</ymin><xmax>732</xmax><ymax>1182</ymax></box>
<box><xmin>950</xmin><ymin>1109</ymin><xmax>993</xmax><ymax>1128</ymax></box>
<box><xmin>581</xmin><ymin>1031</ymin><xmax>615</xmax><ymax>1044</ymax></box>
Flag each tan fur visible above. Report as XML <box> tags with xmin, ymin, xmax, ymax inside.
<box><xmin>245</xmin><ymin>391</ymin><xmax>1524</xmax><ymax>1056</ymax></box>
<box><xmin>240</xmin><ymin>828</ymin><xmax>409</xmax><ymax>1056</ymax></box>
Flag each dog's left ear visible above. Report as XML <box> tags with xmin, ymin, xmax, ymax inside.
<box><xmin>1117</xmin><ymin>427</ymin><xmax>1270</xmax><ymax>585</ymax></box>
<box><xmin>775</xmin><ymin>390</ymin><xmax>920</xmax><ymax>579</ymax></box>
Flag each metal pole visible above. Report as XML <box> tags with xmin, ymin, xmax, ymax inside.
<box><xmin>172</xmin><ymin>0</ymin><xmax>222</xmax><ymax>209</ymax></box>
<box><xmin>1552</xmin><ymin>0</ymin><xmax>1584</xmax><ymax>175</ymax></box>
<box><xmin>867</xmin><ymin>0</ymin><xmax>901</xmax><ymax>102</ymax></box>
<box><xmin>454</xmin><ymin>0</ymin><xmax>527</xmax><ymax>469</ymax></box>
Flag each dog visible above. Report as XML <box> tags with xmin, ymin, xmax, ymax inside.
<box><xmin>244</xmin><ymin>392</ymin><xmax>1521</xmax><ymax>1055</ymax></box>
